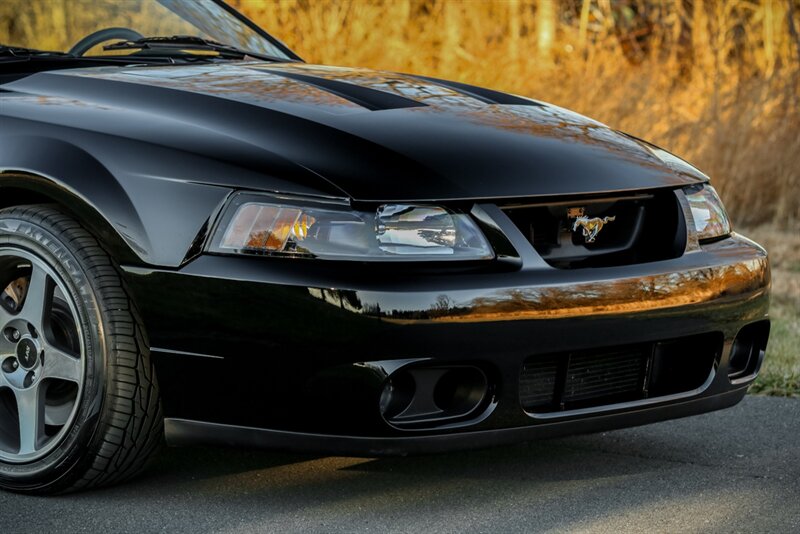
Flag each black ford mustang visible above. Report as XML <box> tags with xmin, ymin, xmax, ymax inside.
<box><xmin>0</xmin><ymin>0</ymin><xmax>770</xmax><ymax>494</ymax></box>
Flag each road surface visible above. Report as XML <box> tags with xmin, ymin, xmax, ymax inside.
<box><xmin>1</xmin><ymin>396</ymin><xmax>798</xmax><ymax>533</ymax></box>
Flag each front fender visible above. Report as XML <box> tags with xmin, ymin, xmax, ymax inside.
<box><xmin>0</xmin><ymin>134</ymin><xmax>231</xmax><ymax>267</ymax></box>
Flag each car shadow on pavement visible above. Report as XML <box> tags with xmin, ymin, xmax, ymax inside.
<box><xmin>9</xmin><ymin>398</ymin><xmax>793</xmax><ymax>533</ymax></box>
<box><xmin>107</xmin><ymin>432</ymin><xmax>771</xmax><ymax>532</ymax></box>
<box><xmin>136</xmin><ymin>433</ymin><xmax>654</xmax><ymax>488</ymax></box>
<box><xmin>122</xmin><ymin>432</ymin><xmax>685</xmax><ymax>511</ymax></box>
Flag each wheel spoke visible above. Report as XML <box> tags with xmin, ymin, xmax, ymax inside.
<box><xmin>15</xmin><ymin>384</ymin><xmax>44</xmax><ymax>455</ymax></box>
<box><xmin>42</xmin><ymin>345</ymin><xmax>82</xmax><ymax>383</ymax></box>
<box><xmin>19</xmin><ymin>264</ymin><xmax>53</xmax><ymax>329</ymax></box>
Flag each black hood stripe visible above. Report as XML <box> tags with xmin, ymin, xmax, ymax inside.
<box><xmin>413</xmin><ymin>74</ymin><xmax>543</xmax><ymax>107</ymax></box>
<box><xmin>261</xmin><ymin>69</ymin><xmax>427</xmax><ymax>111</ymax></box>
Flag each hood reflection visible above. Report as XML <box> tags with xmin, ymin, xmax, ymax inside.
<box><xmin>76</xmin><ymin>64</ymin><xmax>366</xmax><ymax>114</ymax></box>
<box><xmin>6</xmin><ymin>61</ymin><xmax>708</xmax><ymax>200</ymax></box>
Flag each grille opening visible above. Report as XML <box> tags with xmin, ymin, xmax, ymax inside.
<box><xmin>502</xmin><ymin>190</ymin><xmax>686</xmax><ymax>269</ymax></box>
<box><xmin>520</xmin><ymin>333</ymin><xmax>722</xmax><ymax>414</ymax></box>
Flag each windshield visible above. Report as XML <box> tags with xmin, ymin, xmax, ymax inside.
<box><xmin>0</xmin><ymin>0</ymin><xmax>291</xmax><ymax>59</ymax></box>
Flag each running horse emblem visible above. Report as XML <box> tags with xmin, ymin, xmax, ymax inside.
<box><xmin>572</xmin><ymin>215</ymin><xmax>616</xmax><ymax>243</ymax></box>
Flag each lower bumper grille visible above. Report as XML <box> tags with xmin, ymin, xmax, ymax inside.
<box><xmin>564</xmin><ymin>349</ymin><xmax>648</xmax><ymax>403</ymax></box>
<box><xmin>520</xmin><ymin>333</ymin><xmax>722</xmax><ymax>414</ymax></box>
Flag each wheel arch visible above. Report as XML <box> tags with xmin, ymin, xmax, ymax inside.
<box><xmin>0</xmin><ymin>171</ymin><xmax>143</xmax><ymax>266</ymax></box>
<box><xmin>1</xmin><ymin>135</ymin><xmax>235</xmax><ymax>268</ymax></box>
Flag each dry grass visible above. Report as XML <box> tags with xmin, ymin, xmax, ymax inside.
<box><xmin>740</xmin><ymin>225</ymin><xmax>800</xmax><ymax>396</ymax></box>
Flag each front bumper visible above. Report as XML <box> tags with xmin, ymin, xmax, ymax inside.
<box><xmin>123</xmin><ymin>233</ymin><xmax>770</xmax><ymax>453</ymax></box>
<box><xmin>164</xmin><ymin>388</ymin><xmax>747</xmax><ymax>456</ymax></box>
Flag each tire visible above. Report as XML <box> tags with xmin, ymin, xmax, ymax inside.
<box><xmin>0</xmin><ymin>205</ymin><xmax>162</xmax><ymax>494</ymax></box>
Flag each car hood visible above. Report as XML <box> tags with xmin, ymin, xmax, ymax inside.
<box><xmin>3</xmin><ymin>62</ymin><xmax>706</xmax><ymax>201</ymax></box>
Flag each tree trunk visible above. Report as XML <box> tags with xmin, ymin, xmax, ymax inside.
<box><xmin>764</xmin><ymin>0</ymin><xmax>776</xmax><ymax>76</ymax></box>
<box><xmin>578</xmin><ymin>0</ymin><xmax>591</xmax><ymax>51</ymax></box>
<box><xmin>441</xmin><ymin>0</ymin><xmax>461</xmax><ymax>76</ymax></box>
<box><xmin>508</xmin><ymin>0</ymin><xmax>521</xmax><ymax>63</ymax></box>
<box><xmin>536</xmin><ymin>0</ymin><xmax>557</xmax><ymax>65</ymax></box>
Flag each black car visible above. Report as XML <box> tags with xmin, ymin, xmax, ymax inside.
<box><xmin>0</xmin><ymin>0</ymin><xmax>770</xmax><ymax>494</ymax></box>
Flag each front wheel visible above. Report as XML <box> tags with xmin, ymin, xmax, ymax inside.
<box><xmin>0</xmin><ymin>205</ymin><xmax>162</xmax><ymax>494</ymax></box>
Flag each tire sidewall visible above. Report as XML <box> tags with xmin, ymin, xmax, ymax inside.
<box><xmin>0</xmin><ymin>213</ymin><xmax>108</xmax><ymax>491</ymax></box>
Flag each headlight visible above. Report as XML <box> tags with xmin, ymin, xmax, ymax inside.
<box><xmin>210</xmin><ymin>194</ymin><xmax>494</xmax><ymax>261</ymax></box>
<box><xmin>684</xmin><ymin>184</ymin><xmax>731</xmax><ymax>241</ymax></box>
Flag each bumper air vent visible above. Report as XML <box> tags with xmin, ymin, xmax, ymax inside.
<box><xmin>520</xmin><ymin>332</ymin><xmax>722</xmax><ymax>414</ymax></box>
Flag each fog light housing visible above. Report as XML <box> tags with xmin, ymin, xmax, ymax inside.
<box><xmin>380</xmin><ymin>365</ymin><xmax>491</xmax><ymax>428</ymax></box>
<box><xmin>728</xmin><ymin>320</ymin><xmax>770</xmax><ymax>381</ymax></box>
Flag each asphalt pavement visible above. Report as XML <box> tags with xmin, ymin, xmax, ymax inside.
<box><xmin>1</xmin><ymin>396</ymin><xmax>798</xmax><ymax>533</ymax></box>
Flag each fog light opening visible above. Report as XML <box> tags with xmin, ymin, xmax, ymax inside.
<box><xmin>380</xmin><ymin>365</ymin><xmax>492</xmax><ymax>428</ymax></box>
<box><xmin>728</xmin><ymin>345</ymin><xmax>755</xmax><ymax>377</ymax></box>
<box><xmin>433</xmin><ymin>367</ymin><xmax>488</xmax><ymax>415</ymax></box>
<box><xmin>728</xmin><ymin>320</ymin><xmax>770</xmax><ymax>381</ymax></box>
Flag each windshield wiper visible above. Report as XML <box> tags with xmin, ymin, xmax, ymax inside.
<box><xmin>0</xmin><ymin>45</ymin><xmax>71</xmax><ymax>58</ymax></box>
<box><xmin>103</xmin><ymin>36</ymin><xmax>290</xmax><ymax>62</ymax></box>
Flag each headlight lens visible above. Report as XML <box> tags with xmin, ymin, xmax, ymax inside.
<box><xmin>212</xmin><ymin>196</ymin><xmax>494</xmax><ymax>261</ymax></box>
<box><xmin>684</xmin><ymin>184</ymin><xmax>731</xmax><ymax>241</ymax></box>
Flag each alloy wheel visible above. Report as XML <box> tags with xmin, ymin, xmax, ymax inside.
<box><xmin>0</xmin><ymin>248</ymin><xmax>85</xmax><ymax>463</ymax></box>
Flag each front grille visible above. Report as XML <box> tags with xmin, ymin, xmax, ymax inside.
<box><xmin>502</xmin><ymin>190</ymin><xmax>685</xmax><ymax>269</ymax></box>
<box><xmin>519</xmin><ymin>355</ymin><xmax>559</xmax><ymax>408</ymax></box>
<box><xmin>520</xmin><ymin>333</ymin><xmax>722</xmax><ymax>414</ymax></box>
<box><xmin>563</xmin><ymin>349</ymin><xmax>648</xmax><ymax>404</ymax></box>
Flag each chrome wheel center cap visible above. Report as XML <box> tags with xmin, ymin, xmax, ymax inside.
<box><xmin>16</xmin><ymin>336</ymin><xmax>41</xmax><ymax>370</ymax></box>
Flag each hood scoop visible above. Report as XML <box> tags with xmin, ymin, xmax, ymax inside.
<box><xmin>261</xmin><ymin>69</ymin><xmax>427</xmax><ymax>111</ymax></box>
